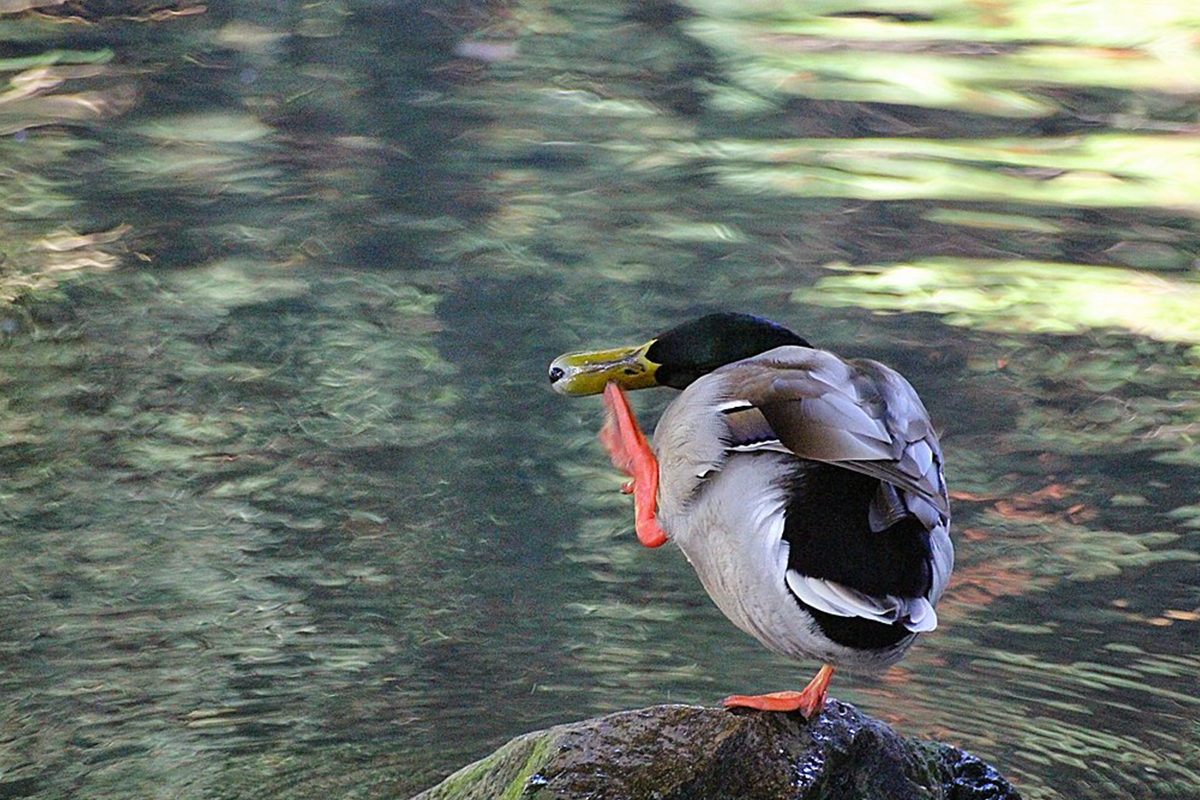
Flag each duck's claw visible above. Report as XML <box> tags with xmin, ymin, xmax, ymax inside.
<box><xmin>598</xmin><ymin>408</ymin><xmax>632</xmax><ymax>476</ymax></box>
<box><xmin>601</xmin><ymin>382</ymin><xmax>667</xmax><ymax>548</ymax></box>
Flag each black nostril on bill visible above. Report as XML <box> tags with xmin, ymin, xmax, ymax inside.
<box><xmin>548</xmin><ymin>366</ymin><xmax>565</xmax><ymax>383</ymax></box>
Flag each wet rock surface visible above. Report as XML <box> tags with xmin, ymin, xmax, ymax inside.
<box><xmin>411</xmin><ymin>701</ymin><xmax>1022</xmax><ymax>799</ymax></box>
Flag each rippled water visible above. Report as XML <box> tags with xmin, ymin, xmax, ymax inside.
<box><xmin>1</xmin><ymin>2</ymin><xmax>1198</xmax><ymax>799</ymax></box>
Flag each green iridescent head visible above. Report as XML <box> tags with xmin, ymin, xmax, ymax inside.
<box><xmin>548</xmin><ymin>312</ymin><xmax>811</xmax><ymax>395</ymax></box>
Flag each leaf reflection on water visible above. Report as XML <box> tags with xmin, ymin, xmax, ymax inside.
<box><xmin>799</xmin><ymin>259</ymin><xmax>1200</xmax><ymax>344</ymax></box>
<box><xmin>683</xmin><ymin>0</ymin><xmax>1200</xmax><ymax>116</ymax></box>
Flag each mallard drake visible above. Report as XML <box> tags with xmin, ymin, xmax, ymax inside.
<box><xmin>549</xmin><ymin>313</ymin><xmax>952</xmax><ymax>716</ymax></box>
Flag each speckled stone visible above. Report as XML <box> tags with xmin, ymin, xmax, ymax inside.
<box><xmin>411</xmin><ymin>701</ymin><xmax>1022</xmax><ymax>800</ymax></box>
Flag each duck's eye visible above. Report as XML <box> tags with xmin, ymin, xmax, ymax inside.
<box><xmin>548</xmin><ymin>366</ymin><xmax>565</xmax><ymax>384</ymax></box>
<box><xmin>623</xmin><ymin>368</ymin><xmax>637</xmax><ymax>376</ymax></box>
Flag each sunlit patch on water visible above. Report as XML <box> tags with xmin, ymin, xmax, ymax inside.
<box><xmin>799</xmin><ymin>259</ymin><xmax>1200</xmax><ymax>345</ymax></box>
<box><xmin>680</xmin><ymin>0</ymin><xmax>1200</xmax><ymax>117</ymax></box>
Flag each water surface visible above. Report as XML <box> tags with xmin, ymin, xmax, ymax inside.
<box><xmin>1</xmin><ymin>2</ymin><xmax>1198</xmax><ymax>799</ymax></box>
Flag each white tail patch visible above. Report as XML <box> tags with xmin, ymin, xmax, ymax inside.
<box><xmin>785</xmin><ymin>571</ymin><xmax>938</xmax><ymax>633</ymax></box>
<box><xmin>904</xmin><ymin>598</ymin><xmax>938</xmax><ymax>632</ymax></box>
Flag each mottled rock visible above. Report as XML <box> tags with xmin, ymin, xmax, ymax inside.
<box><xmin>412</xmin><ymin>702</ymin><xmax>1021</xmax><ymax>800</ymax></box>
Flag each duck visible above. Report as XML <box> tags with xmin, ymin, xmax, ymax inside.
<box><xmin>548</xmin><ymin>312</ymin><xmax>952</xmax><ymax>717</ymax></box>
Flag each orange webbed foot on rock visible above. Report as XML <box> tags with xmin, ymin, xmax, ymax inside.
<box><xmin>723</xmin><ymin>665</ymin><xmax>834</xmax><ymax>718</ymax></box>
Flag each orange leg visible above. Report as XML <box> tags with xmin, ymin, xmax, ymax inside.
<box><xmin>723</xmin><ymin>664</ymin><xmax>834</xmax><ymax>717</ymax></box>
<box><xmin>599</xmin><ymin>382</ymin><xmax>667</xmax><ymax>548</ymax></box>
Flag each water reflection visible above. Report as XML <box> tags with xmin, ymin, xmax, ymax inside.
<box><xmin>799</xmin><ymin>259</ymin><xmax>1200</xmax><ymax>343</ymax></box>
<box><xmin>0</xmin><ymin>1</ymin><xmax>1198</xmax><ymax>800</ymax></box>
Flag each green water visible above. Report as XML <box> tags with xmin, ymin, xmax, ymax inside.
<box><xmin>1</xmin><ymin>2</ymin><xmax>1198</xmax><ymax>798</ymax></box>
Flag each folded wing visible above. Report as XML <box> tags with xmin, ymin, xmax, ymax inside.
<box><xmin>714</xmin><ymin>346</ymin><xmax>953</xmax><ymax>632</ymax></box>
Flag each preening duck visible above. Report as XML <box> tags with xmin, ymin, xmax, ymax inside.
<box><xmin>549</xmin><ymin>313</ymin><xmax>952</xmax><ymax>716</ymax></box>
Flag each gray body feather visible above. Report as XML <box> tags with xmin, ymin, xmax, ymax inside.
<box><xmin>652</xmin><ymin>346</ymin><xmax>953</xmax><ymax>672</ymax></box>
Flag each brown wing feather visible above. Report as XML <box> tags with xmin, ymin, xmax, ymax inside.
<box><xmin>713</xmin><ymin>348</ymin><xmax>950</xmax><ymax>517</ymax></box>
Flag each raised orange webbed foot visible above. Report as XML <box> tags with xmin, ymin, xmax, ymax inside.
<box><xmin>723</xmin><ymin>664</ymin><xmax>834</xmax><ymax>718</ymax></box>
<box><xmin>599</xmin><ymin>382</ymin><xmax>667</xmax><ymax>548</ymax></box>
